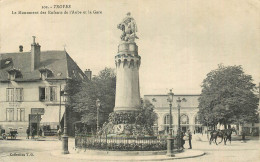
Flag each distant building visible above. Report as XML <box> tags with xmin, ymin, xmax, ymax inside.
<box><xmin>144</xmin><ymin>94</ymin><xmax>203</xmax><ymax>134</ymax></box>
<box><xmin>0</xmin><ymin>37</ymin><xmax>90</xmax><ymax>136</ymax></box>
<box><xmin>145</xmin><ymin>93</ymin><xmax>260</xmax><ymax>136</ymax></box>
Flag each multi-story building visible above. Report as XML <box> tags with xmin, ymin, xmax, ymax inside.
<box><xmin>144</xmin><ymin>94</ymin><xmax>203</xmax><ymax>134</ymax></box>
<box><xmin>0</xmin><ymin>37</ymin><xmax>90</xmax><ymax>136</ymax></box>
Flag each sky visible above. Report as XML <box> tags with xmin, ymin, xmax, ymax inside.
<box><xmin>0</xmin><ymin>0</ymin><xmax>259</xmax><ymax>96</ymax></box>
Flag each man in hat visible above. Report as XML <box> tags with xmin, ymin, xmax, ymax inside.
<box><xmin>187</xmin><ymin>129</ymin><xmax>192</xmax><ymax>149</ymax></box>
<box><xmin>26</xmin><ymin>127</ymin><xmax>30</xmax><ymax>139</ymax></box>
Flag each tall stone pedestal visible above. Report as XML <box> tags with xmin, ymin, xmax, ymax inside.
<box><xmin>114</xmin><ymin>42</ymin><xmax>141</xmax><ymax>112</ymax></box>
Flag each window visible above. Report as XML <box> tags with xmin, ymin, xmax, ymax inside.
<box><xmin>41</xmin><ymin>72</ymin><xmax>48</xmax><ymax>80</ymax></box>
<box><xmin>180</xmin><ymin>114</ymin><xmax>189</xmax><ymax>124</ymax></box>
<box><xmin>15</xmin><ymin>88</ymin><xmax>23</xmax><ymax>101</ymax></box>
<box><xmin>17</xmin><ymin>108</ymin><xmax>25</xmax><ymax>121</ymax></box>
<box><xmin>6</xmin><ymin>88</ymin><xmax>23</xmax><ymax>102</ymax></box>
<box><xmin>39</xmin><ymin>87</ymin><xmax>46</xmax><ymax>101</ymax></box>
<box><xmin>6</xmin><ymin>108</ymin><xmax>14</xmax><ymax>121</ymax></box>
<box><xmin>6</xmin><ymin>88</ymin><xmax>14</xmax><ymax>101</ymax></box>
<box><xmin>39</xmin><ymin>86</ymin><xmax>57</xmax><ymax>101</ymax></box>
<box><xmin>50</xmin><ymin>87</ymin><xmax>57</xmax><ymax>101</ymax></box>
<box><xmin>164</xmin><ymin>114</ymin><xmax>173</xmax><ymax>125</ymax></box>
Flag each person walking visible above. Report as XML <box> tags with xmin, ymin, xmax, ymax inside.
<box><xmin>57</xmin><ymin>128</ymin><xmax>62</xmax><ymax>140</ymax></box>
<box><xmin>38</xmin><ymin>128</ymin><xmax>42</xmax><ymax>137</ymax></box>
<box><xmin>26</xmin><ymin>127</ymin><xmax>30</xmax><ymax>139</ymax></box>
<box><xmin>31</xmin><ymin>128</ymin><xmax>35</xmax><ymax>139</ymax></box>
<box><xmin>187</xmin><ymin>129</ymin><xmax>192</xmax><ymax>149</ymax></box>
<box><xmin>181</xmin><ymin>131</ymin><xmax>185</xmax><ymax>149</ymax></box>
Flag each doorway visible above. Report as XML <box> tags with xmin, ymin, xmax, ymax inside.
<box><xmin>31</xmin><ymin>123</ymin><xmax>38</xmax><ymax>136</ymax></box>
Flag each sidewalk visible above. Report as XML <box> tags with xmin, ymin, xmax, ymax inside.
<box><xmin>51</xmin><ymin>148</ymin><xmax>205</xmax><ymax>161</ymax></box>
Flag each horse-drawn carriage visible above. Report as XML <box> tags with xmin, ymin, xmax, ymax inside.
<box><xmin>1</xmin><ymin>128</ymin><xmax>18</xmax><ymax>140</ymax></box>
<box><xmin>209</xmin><ymin>128</ymin><xmax>236</xmax><ymax>145</ymax></box>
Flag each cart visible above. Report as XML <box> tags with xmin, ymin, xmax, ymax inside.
<box><xmin>1</xmin><ymin>129</ymin><xmax>6</xmax><ymax>140</ymax></box>
<box><xmin>4</xmin><ymin>129</ymin><xmax>18</xmax><ymax>140</ymax></box>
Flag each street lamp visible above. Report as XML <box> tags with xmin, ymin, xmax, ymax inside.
<box><xmin>176</xmin><ymin>97</ymin><xmax>187</xmax><ymax>150</ymax></box>
<box><xmin>96</xmin><ymin>98</ymin><xmax>101</xmax><ymax>133</ymax></box>
<box><xmin>166</xmin><ymin>89</ymin><xmax>174</xmax><ymax>157</ymax></box>
<box><xmin>59</xmin><ymin>84</ymin><xmax>63</xmax><ymax>130</ymax></box>
<box><xmin>62</xmin><ymin>91</ymin><xmax>69</xmax><ymax>154</ymax></box>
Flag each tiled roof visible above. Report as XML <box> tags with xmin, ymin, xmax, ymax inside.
<box><xmin>0</xmin><ymin>51</ymin><xmax>87</xmax><ymax>81</ymax></box>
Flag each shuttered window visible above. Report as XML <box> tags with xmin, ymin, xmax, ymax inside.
<box><xmin>6</xmin><ymin>108</ymin><xmax>14</xmax><ymax>121</ymax></box>
<box><xmin>15</xmin><ymin>88</ymin><xmax>23</xmax><ymax>101</ymax></box>
<box><xmin>6</xmin><ymin>88</ymin><xmax>23</xmax><ymax>102</ymax></box>
<box><xmin>39</xmin><ymin>86</ymin><xmax>57</xmax><ymax>102</ymax></box>
<box><xmin>17</xmin><ymin>108</ymin><xmax>25</xmax><ymax>121</ymax></box>
<box><xmin>6</xmin><ymin>88</ymin><xmax>14</xmax><ymax>101</ymax></box>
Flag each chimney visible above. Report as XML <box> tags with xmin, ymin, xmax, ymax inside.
<box><xmin>85</xmin><ymin>69</ymin><xmax>92</xmax><ymax>80</ymax></box>
<box><xmin>19</xmin><ymin>45</ymin><xmax>23</xmax><ymax>52</ymax></box>
<box><xmin>31</xmin><ymin>36</ymin><xmax>41</xmax><ymax>71</ymax></box>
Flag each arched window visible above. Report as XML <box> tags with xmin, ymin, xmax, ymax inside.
<box><xmin>153</xmin><ymin>114</ymin><xmax>158</xmax><ymax>126</ymax></box>
<box><xmin>195</xmin><ymin>115</ymin><xmax>200</xmax><ymax>124</ymax></box>
<box><xmin>164</xmin><ymin>114</ymin><xmax>173</xmax><ymax>125</ymax></box>
<box><xmin>180</xmin><ymin>114</ymin><xmax>189</xmax><ymax>124</ymax></box>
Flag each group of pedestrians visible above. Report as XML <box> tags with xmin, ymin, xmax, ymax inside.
<box><xmin>26</xmin><ymin>127</ymin><xmax>42</xmax><ymax>139</ymax></box>
<box><xmin>181</xmin><ymin>129</ymin><xmax>192</xmax><ymax>149</ymax></box>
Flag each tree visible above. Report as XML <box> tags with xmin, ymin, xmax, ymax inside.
<box><xmin>198</xmin><ymin>64</ymin><xmax>259</xmax><ymax>129</ymax></box>
<box><xmin>136</xmin><ymin>99</ymin><xmax>158</xmax><ymax>127</ymax></box>
<box><xmin>67</xmin><ymin>67</ymin><xmax>116</xmax><ymax>131</ymax></box>
<box><xmin>107</xmin><ymin>99</ymin><xmax>158</xmax><ymax>136</ymax></box>
<box><xmin>64</xmin><ymin>79</ymin><xmax>82</xmax><ymax>135</ymax></box>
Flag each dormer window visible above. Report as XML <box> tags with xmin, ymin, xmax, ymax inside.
<box><xmin>39</xmin><ymin>67</ymin><xmax>53</xmax><ymax>80</ymax></box>
<box><xmin>7</xmin><ymin>68</ymin><xmax>22</xmax><ymax>80</ymax></box>
<box><xmin>5</xmin><ymin>60</ymin><xmax>11</xmax><ymax>65</ymax></box>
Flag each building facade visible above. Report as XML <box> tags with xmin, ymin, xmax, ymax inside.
<box><xmin>144</xmin><ymin>94</ymin><xmax>202</xmax><ymax>135</ymax></box>
<box><xmin>0</xmin><ymin>37</ymin><xmax>89</xmax><ymax>135</ymax></box>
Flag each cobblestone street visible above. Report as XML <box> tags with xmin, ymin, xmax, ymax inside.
<box><xmin>0</xmin><ymin>135</ymin><xmax>259</xmax><ymax>162</ymax></box>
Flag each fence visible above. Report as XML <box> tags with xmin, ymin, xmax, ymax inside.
<box><xmin>75</xmin><ymin>134</ymin><xmax>167</xmax><ymax>151</ymax></box>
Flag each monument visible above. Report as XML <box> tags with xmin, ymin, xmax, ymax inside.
<box><xmin>99</xmin><ymin>13</ymin><xmax>144</xmax><ymax>135</ymax></box>
<box><xmin>114</xmin><ymin>12</ymin><xmax>141</xmax><ymax>112</ymax></box>
<box><xmin>75</xmin><ymin>13</ymin><xmax>167</xmax><ymax>152</ymax></box>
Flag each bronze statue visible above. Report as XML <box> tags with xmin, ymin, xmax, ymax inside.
<box><xmin>117</xmin><ymin>12</ymin><xmax>139</xmax><ymax>42</ymax></box>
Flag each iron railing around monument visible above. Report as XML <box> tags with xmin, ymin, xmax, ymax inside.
<box><xmin>75</xmin><ymin>134</ymin><xmax>167</xmax><ymax>151</ymax></box>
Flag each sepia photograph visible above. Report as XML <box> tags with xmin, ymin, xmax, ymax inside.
<box><xmin>0</xmin><ymin>0</ymin><xmax>259</xmax><ymax>161</ymax></box>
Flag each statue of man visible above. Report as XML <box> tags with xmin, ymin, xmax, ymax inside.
<box><xmin>117</xmin><ymin>12</ymin><xmax>138</xmax><ymax>42</ymax></box>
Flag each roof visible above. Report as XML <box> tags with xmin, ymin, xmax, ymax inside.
<box><xmin>144</xmin><ymin>94</ymin><xmax>201</xmax><ymax>96</ymax></box>
<box><xmin>0</xmin><ymin>50</ymin><xmax>87</xmax><ymax>82</ymax></box>
<box><xmin>144</xmin><ymin>95</ymin><xmax>200</xmax><ymax>108</ymax></box>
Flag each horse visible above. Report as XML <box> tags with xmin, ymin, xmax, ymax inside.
<box><xmin>209</xmin><ymin>130</ymin><xmax>224</xmax><ymax>145</ymax></box>
<box><xmin>223</xmin><ymin>128</ymin><xmax>236</xmax><ymax>145</ymax></box>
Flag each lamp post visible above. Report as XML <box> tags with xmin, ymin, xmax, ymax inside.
<box><xmin>176</xmin><ymin>97</ymin><xmax>186</xmax><ymax>150</ymax></box>
<box><xmin>96</xmin><ymin>98</ymin><xmax>101</xmax><ymax>133</ymax></box>
<box><xmin>59</xmin><ymin>84</ymin><xmax>62</xmax><ymax>130</ymax></box>
<box><xmin>166</xmin><ymin>89</ymin><xmax>174</xmax><ymax>157</ymax></box>
<box><xmin>62</xmin><ymin>91</ymin><xmax>69</xmax><ymax>154</ymax></box>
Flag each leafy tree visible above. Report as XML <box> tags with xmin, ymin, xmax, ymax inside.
<box><xmin>64</xmin><ymin>79</ymin><xmax>82</xmax><ymax>135</ymax></box>
<box><xmin>134</xmin><ymin>99</ymin><xmax>158</xmax><ymax>135</ymax></box>
<box><xmin>198</xmin><ymin>64</ymin><xmax>259</xmax><ymax>129</ymax></box>
<box><xmin>67</xmin><ymin>67</ymin><xmax>116</xmax><ymax>131</ymax></box>
<box><xmin>137</xmin><ymin>99</ymin><xmax>158</xmax><ymax>126</ymax></box>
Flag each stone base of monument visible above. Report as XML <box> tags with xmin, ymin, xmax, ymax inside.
<box><xmin>76</xmin><ymin>117</ymin><xmax>167</xmax><ymax>152</ymax></box>
<box><xmin>98</xmin><ymin>111</ymin><xmax>152</xmax><ymax>136</ymax></box>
